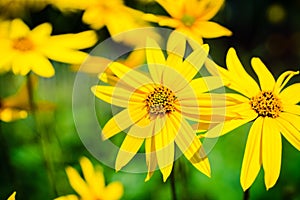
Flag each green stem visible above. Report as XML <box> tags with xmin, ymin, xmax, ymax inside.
<box><xmin>170</xmin><ymin>162</ymin><xmax>177</xmax><ymax>200</ymax></box>
<box><xmin>243</xmin><ymin>188</ymin><xmax>250</xmax><ymax>200</ymax></box>
<box><xmin>26</xmin><ymin>74</ymin><xmax>57</xmax><ymax>197</ymax></box>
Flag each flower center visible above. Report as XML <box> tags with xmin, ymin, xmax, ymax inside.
<box><xmin>250</xmin><ymin>91</ymin><xmax>283</xmax><ymax>118</ymax></box>
<box><xmin>181</xmin><ymin>14</ymin><xmax>196</xmax><ymax>26</ymax></box>
<box><xmin>145</xmin><ymin>85</ymin><xmax>177</xmax><ymax>116</ymax></box>
<box><xmin>12</xmin><ymin>37</ymin><xmax>34</xmax><ymax>52</ymax></box>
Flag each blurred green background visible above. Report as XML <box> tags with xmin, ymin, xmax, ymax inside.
<box><xmin>1</xmin><ymin>0</ymin><xmax>300</xmax><ymax>199</ymax></box>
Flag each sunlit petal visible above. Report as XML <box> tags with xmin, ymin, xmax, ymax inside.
<box><xmin>251</xmin><ymin>58</ymin><xmax>275</xmax><ymax>91</ymax></box>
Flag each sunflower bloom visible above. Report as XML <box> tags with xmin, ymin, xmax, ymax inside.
<box><xmin>144</xmin><ymin>0</ymin><xmax>232</xmax><ymax>44</ymax></box>
<box><xmin>203</xmin><ymin>48</ymin><xmax>300</xmax><ymax>190</ymax></box>
<box><xmin>92</xmin><ymin>33</ymin><xmax>232</xmax><ymax>181</ymax></box>
<box><xmin>0</xmin><ymin>19</ymin><xmax>97</xmax><ymax>77</ymax></box>
<box><xmin>55</xmin><ymin>157</ymin><xmax>123</xmax><ymax>200</ymax></box>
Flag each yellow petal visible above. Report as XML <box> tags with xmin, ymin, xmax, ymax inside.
<box><xmin>180</xmin><ymin>45</ymin><xmax>208</xmax><ymax>82</ymax></box>
<box><xmin>192</xmin><ymin>21</ymin><xmax>232</xmax><ymax>38</ymax></box>
<box><xmin>262</xmin><ymin>117</ymin><xmax>282</xmax><ymax>190</ymax></box>
<box><xmin>204</xmin><ymin>117</ymin><xmax>255</xmax><ymax>139</ymax></box>
<box><xmin>188</xmin><ymin>76</ymin><xmax>225</xmax><ymax>94</ymax></box>
<box><xmin>276</xmin><ymin>116</ymin><xmax>300</xmax><ymax>151</ymax></box>
<box><xmin>49</xmin><ymin>31</ymin><xmax>97</xmax><ymax>49</ymax></box>
<box><xmin>65</xmin><ymin>167</ymin><xmax>90</xmax><ymax>197</ymax></box>
<box><xmin>279</xmin><ymin>83</ymin><xmax>300</xmax><ymax>104</ymax></box>
<box><xmin>282</xmin><ymin>104</ymin><xmax>300</xmax><ymax>115</ymax></box>
<box><xmin>11</xmin><ymin>54</ymin><xmax>31</xmax><ymax>76</ymax></box>
<box><xmin>82</xmin><ymin>8</ymin><xmax>105</xmax><ymax>30</ymax></box>
<box><xmin>173</xmin><ymin>113</ymin><xmax>210</xmax><ymax>177</ymax></box>
<box><xmin>115</xmin><ymin>134</ymin><xmax>144</xmax><ymax>171</ymax></box>
<box><xmin>30</xmin><ymin>54</ymin><xmax>55</xmax><ymax>77</ymax></box>
<box><xmin>109</xmin><ymin>62</ymin><xmax>154</xmax><ymax>92</ymax></box>
<box><xmin>79</xmin><ymin>157</ymin><xmax>104</xmax><ymax>196</ymax></box>
<box><xmin>30</xmin><ymin>22</ymin><xmax>52</xmax><ymax>43</ymax></box>
<box><xmin>166</xmin><ymin>31</ymin><xmax>185</xmax><ymax>67</ymax></box>
<box><xmin>226</xmin><ymin>48</ymin><xmax>260</xmax><ymax>97</ymax></box>
<box><xmin>156</xmin><ymin>0</ymin><xmax>184</xmax><ymax>18</ymax></box>
<box><xmin>198</xmin><ymin>0</ymin><xmax>224</xmax><ymax>20</ymax></box>
<box><xmin>274</xmin><ymin>71</ymin><xmax>299</xmax><ymax>94</ymax></box>
<box><xmin>91</xmin><ymin>85</ymin><xmax>145</xmax><ymax>108</ymax></box>
<box><xmin>146</xmin><ymin>37</ymin><xmax>165</xmax><ymax>83</ymax></box>
<box><xmin>101</xmin><ymin>106</ymin><xmax>147</xmax><ymax>140</ymax></box>
<box><xmin>240</xmin><ymin>117</ymin><xmax>263</xmax><ymax>191</ymax></box>
<box><xmin>145</xmin><ymin>137</ymin><xmax>158</xmax><ymax>181</ymax></box>
<box><xmin>7</xmin><ymin>191</ymin><xmax>16</xmax><ymax>200</ymax></box>
<box><xmin>280</xmin><ymin>112</ymin><xmax>300</xmax><ymax>131</ymax></box>
<box><xmin>10</xmin><ymin>19</ymin><xmax>30</xmax><ymax>39</ymax></box>
<box><xmin>43</xmin><ymin>47</ymin><xmax>89</xmax><ymax>64</ymax></box>
<box><xmin>102</xmin><ymin>182</ymin><xmax>124</xmax><ymax>200</ymax></box>
<box><xmin>251</xmin><ymin>57</ymin><xmax>275</xmax><ymax>91</ymax></box>
<box><xmin>54</xmin><ymin>194</ymin><xmax>79</xmax><ymax>200</ymax></box>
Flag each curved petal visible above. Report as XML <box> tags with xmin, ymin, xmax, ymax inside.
<box><xmin>101</xmin><ymin>106</ymin><xmax>147</xmax><ymax>140</ymax></box>
<box><xmin>279</xmin><ymin>83</ymin><xmax>300</xmax><ymax>105</ymax></box>
<box><xmin>103</xmin><ymin>182</ymin><xmax>124</xmax><ymax>200</ymax></box>
<box><xmin>30</xmin><ymin>22</ymin><xmax>52</xmax><ymax>43</ymax></box>
<box><xmin>276</xmin><ymin>117</ymin><xmax>300</xmax><ymax>151</ymax></box>
<box><xmin>251</xmin><ymin>57</ymin><xmax>275</xmax><ymax>91</ymax></box>
<box><xmin>192</xmin><ymin>21</ymin><xmax>232</xmax><ymax>38</ymax></box>
<box><xmin>146</xmin><ymin>37</ymin><xmax>165</xmax><ymax>83</ymax></box>
<box><xmin>10</xmin><ymin>19</ymin><xmax>30</xmax><ymax>39</ymax></box>
<box><xmin>115</xmin><ymin>135</ymin><xmax>144</xmax><ymax>171</ymax></box>
<box><xmin>198</xmin><ymin>0</ymin><xmax>224</xmax><ymax>20</ymax></box>
<box><xmin>262</xmin><ymin>117</ymin><xmax>282</xmax><ymax>190</ymax></box>
<box><xmin>30</xmin><ymin>54</ymin><xmax>55</xmax><ymax>77</ymax></box>
<box><xmin>240</xmin><ymin>117</ymin><xmax>263</xmax><ymax>191</ymax></box>
<box><xmin>173</xmin><ymin>113</ymin><xmax>210</xmax><ymax>177</ymax></box>
<box><xmin>7</xmin><ymin>192</ymin><xmax>16</xmax><ymax>200</ymax></box>
<box><xmin>145</xmin><ymin>137</ymin><xmax>158</xmax><ymax>181</ymax></box>
<box><xmin>11</xmin><ymin>53</ymin><xmax>32</xmax><ymax>76</ymax></box>
<box><xmin>65</xmin><ymin>167</ymin><xmax>90</xmax><ymax>197</ymax></box>
<box><xmin>156</xmin><ymin>0</ymin><xmax>184</xmax><ymax>18</ymax></box>
<box><xmin>226</xmin><ymin>48</ymin><xmax>260</xmax><ymax>97</ymax></box>
<box><xmin>274</xmin><ymin>71</ymin><xmax>299</xmax><ymax>94</ymax></box>
<box><xmin>91</xmin><ymin>85</ymin><xmax>145</xmax><ymax>108</ymax></box>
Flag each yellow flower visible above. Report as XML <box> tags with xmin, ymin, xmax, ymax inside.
<box><xmin>0</xmin><ymin>19</ymin><xmax>97</xmax><ymax>77</ymax></box>
<box><xmin>55</xmin><ymin>156</ymin><xmax>123</xmax><ymax>200</ymax></box>
<box><xmin>144</xmin><ymin>0</ymin><xmax>232</xmax><ymax>44</ymax></box>
<box><xmin>7</xmin><ymin>192</ymin><xmax>16</xmax><ymax>200</ymax></box>
<box><xmin>203</xmin><ymin>48</ymin><xmax>300</xmax><ymax>190</ymax></box>
<box><xmin>0</xmin><ymin>0</ymin><xmax>48</xmax><ymax>17</ymax></box>
<box><xmin>91</xmin><ymin>33</ymin><xmax>231</xmax><ymax>181</ymax></box>
<box><xmin>50</xmin><ymin>0</ymin><xmax>154</xmax><ymax>46</ymax></box>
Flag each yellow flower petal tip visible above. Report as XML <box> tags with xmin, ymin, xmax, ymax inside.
<box><xmin>7</xmin><ymin>191</ymin><xmax>16</xmax><ymax>200</ymax></box>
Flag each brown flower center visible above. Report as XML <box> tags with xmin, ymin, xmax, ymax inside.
<box><xmin>12</xmin><ymin>37</ymin><xmax>34</xmax><ymax>52</ymax></box>
<box><xmin>145</xmin><ymin>85</ymin><xmax>177</xmax><ymax>116</ymax></box>
<box><xmin>250</xmin><ymin>91</ymin><xmax>283</xmax><ymax>118</ymax></box>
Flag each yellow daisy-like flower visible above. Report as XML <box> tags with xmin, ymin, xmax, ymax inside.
<box><xmin>144</xmin><ymin>0</ymin><xmax>232</xmax><ymax>44</ymax></box>
<box><xmin>55</xmin><ymin>156</ymin><xmax>123</xmax><ymax>200</ymax></box>
<box><xmin>92</xmin><ymin>33</ymin><xmax>232</xmax><ymax>181</ymax></box>
<box><xmin>0</xmin><ymin>18</ymin><xmax>97</xmax><ymax>77</ymax></box>
<box><xmin>203</xmin><ymin>48</ymin><xmax>300</xmax><ymax>190</ymax></box>
<box><xmin>50</xmin><ymin>0</ymin><xmax>154</xmax><ymax>46</ymax></box>
<box><xmin>7</xmin><ymin>191</ymin><xmax>16</xmax><ymax>200</ymax></box>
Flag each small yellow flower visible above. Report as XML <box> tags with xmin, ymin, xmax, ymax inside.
<box><xmin>92</xmin><ymin>33</ymin><xmax>231</xmax><ymax>181</ymax></box>
<box><xmin>144</xmin><ymin>0</ymin><xmax>232</xmax><ymax>44</ymax></box>
<box><xmin>0</xmin><ymin>19</ymin><xmax>97</xmax><ymax>77</ymax></box>
<box><xmin>204</xmin><ymin>48</ymin><xmax>300</xmax><ymax>190</ymax></box>
<box><xmin>7</xmin><ymin>191</ymin><xmax>16</xmax><ymax>200</ymax></box>
<box><xmin>55</xmin><ymin>156</ymin><xmax>123</xmax><ymax>200</ymax></box>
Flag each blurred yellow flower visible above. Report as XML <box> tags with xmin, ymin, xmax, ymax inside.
<box><xmin>92</xmin><ymin>34</ymin><xmax>231</xmax><ymax>181</ymax></box>
<box><xmin>204</xmin><ymin>48</ymin><xmax>300</xmax><ymax>190</ymax></box>
<box><xmin>55</xmin><ymin>157</ymin><xmax>123</xmax><ymax>200</ymax></box>
<box><xmin>0</xmin><ymin>0</ymin><xmax>48</xmax><ymax>17</ymax></box>
<box><xmin>7</xmin><ymin>191</ymin><xmax>16</xmax><ymax>200</ymax></box>
<box><xmin>50</xmin><ymin>0</ymin><xmax>154</xmax><ymax>46</ymax></box>
<box><xmin>0</xmin><ymin>19</ymin><xmax>97</xmax><ymax>77</ymax></box>
<box><xmin>144</xmin><ymin>0</ymin><xmax>232</xmax><ymax>44</ymax></box>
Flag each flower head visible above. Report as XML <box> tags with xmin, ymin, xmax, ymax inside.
<box><xmin>204</xmin><ymin>48</ymin><xmax>300</xmax><ymax>190</ymax></box>
<box><xmin>0</xmin><ymin>19</ymin><xmax>97</xmax><ymax>77</ymax></box>
<box><xmin>92</xmin><ymin>33</ymin><xmax>230</xmax><ymax>181</ymax></box>
<box><xmin>144</xmin><ymin>0</ymin><xmax>232</xmax><ymax>44</ymax></box>
<box><xmin>55</xmin><ymin>156</ymin><xmax>123</xmax><ymax>200</ymax></box>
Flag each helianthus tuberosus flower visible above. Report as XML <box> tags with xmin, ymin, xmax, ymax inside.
<box><xmin>55</xmin><ymin>156</ymin><xmax>123</xmax><ymax>200</ymax></box>
<box><xmin>92</xmin><ymin>33</ymin><xmax>231</xmax><ymax>181</ymax></box>
<box><xmin>203</xmin><ymin>48</ymin><xmax>300</xmax><ymax>190</ymax></box>
<box><xmin>0</xmin><ymin>18</ymin><xmax>97</xmax><ymax>77</ymax></box>
<box><xmin>144</xmin><ymin>0</ymin><xmax>232</xmax><ymax>44</ymax></box>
